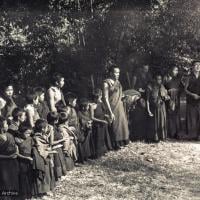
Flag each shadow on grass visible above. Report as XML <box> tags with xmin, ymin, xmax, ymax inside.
<box><xmin>91</xmin><ymin>154</ymin><xmax>200</xmax><ymax>196</ymax></box>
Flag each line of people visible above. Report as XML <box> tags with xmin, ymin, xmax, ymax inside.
<box><xmin>0</xmin><ymin>61</ymin><xmax>200</xmax><ymax>199</ymax></box>
<box><xmin>0</xmin><ymin>70</ymin><xmax>128</xmax><ymax>200</ymax></box>
<box><xmin>129</xmin><ymin>61</ymin><xmax>200</xmax><ymax>142</ymax></box>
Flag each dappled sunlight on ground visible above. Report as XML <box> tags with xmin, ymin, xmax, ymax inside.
<box><xmin>37</xmin><ymin>141</ymin><xmax>200</xmax><ymax>200</ymax></box>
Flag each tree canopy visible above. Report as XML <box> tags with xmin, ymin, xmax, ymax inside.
<box><xmin>0</xmin><ymin>0</ymin><xmax>199</xmax><ymax>93</ymax></box>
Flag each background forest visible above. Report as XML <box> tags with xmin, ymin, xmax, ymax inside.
<box><xmin>0</xmin><ymin>0</ymin><xmax>200</xmax><ymax>96</ymax></box>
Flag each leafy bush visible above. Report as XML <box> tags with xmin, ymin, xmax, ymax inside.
<box><xmin>0</xmin><ymin>0</ymin><xmax>199</xmax><ymax>93</ymax></box>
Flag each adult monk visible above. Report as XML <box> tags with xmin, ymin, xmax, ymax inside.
<box><xmin>102</xmin><ymin>65</ymin><xmax>129</xmax><ymax>150</ymax></box>
<box><xmin>185</xmin><ymin>61</ymin><xmax>200</xmax><ymax>140</ymax></box>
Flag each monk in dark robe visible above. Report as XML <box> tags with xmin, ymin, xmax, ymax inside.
<box><xmin>185</xmin><ymin>61</ymin><xmax>200</xmax><ymax>140</ymax></box>
<box><xmin>32</xmin><ymin>119</ymin><xmax>56</xmax><ymax>197</ymax></box>
<box><xmin>47</xmin><ymin>112</ymin><xmax>67</xmax><ymax>180</ymax></box>
<box><xmin>164</xmin><ymin>66</ymin><xmax>182</xmax><ymax>139</ymax></box>
<box><xmin>78</xmin><ymin>99</ymin><xmax>93</xmax><ymax>162</ymax></box>
<box><xmin>0</xmin><ymin>117</ymin><xmax>20</xmax><ymax>199</ymax></box>
<box><xmin>130</xmin><ymin>65</ymin><xmax>152</xmax><ymax>141</ymax></box>
<box><xmin>146</xmin><ymin>75</ymin><xmax>170</xmax><ymax>142</ymax></box>
<box><xmin>90</xmin><ymin>89</ymin><xmax>112</xmax><ymax>158</ymax></box>
<box><xmin>58</xmin><ymin>111</ymin><xmax>77</xmax><ymax>170</ymax></box>
<box><xmin>15</xmin><ymin>125</ymin><xmax>33</xmax><ymax>199</ymax></box>
<box><xmin>103</xmin><ymin>65</ymin><xmax>129</xmax><ymax>149</ymax></box>
<box><xmin>64</xmin><ymin>93</ymin><xmax>90</xmax><ymax>164</ymax></box>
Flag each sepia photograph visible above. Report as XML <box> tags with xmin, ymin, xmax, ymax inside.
<box><xmin>0</xmin><ymin>0</ymin><xmax>200</xmax><ymax>199</ymax></box>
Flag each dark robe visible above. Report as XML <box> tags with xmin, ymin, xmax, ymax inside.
<box><xmin>78</xmin><ymin>111</ymin><xmax>93</xmax><ymax>162</ymax></box>
<box><xmin>32</xmin><ymin>133</ymin><xmax>55</xmax><ymax>195</ymax></box>
<box><xmin>58</xmin><ymin>124</ymin><xmax>76</xmax><ymax>171</ymax></box>
<box><xmin>185</xmin><ymin>74</ymin><xmax>200</xmax><ymax>139</ymax></box>
<box><xmin>129</xmin><ymin>100</ymin><xmax>146</xmax><ymax>141</ymax></box>
<box><xmin>0</xmin><ymin>132</ymin><xmax>20</xmax><ymax>199</ymax></box>
<box><xmin>67</xmin><ymin>106</ymin><xmax>83</xmax><ymax>142</ymax></box>
<box><xmin>131</xmin><ymin>70</ymin><xmax>151</xmax><ymax>141</ymax></box>
<box><xmin>103</xmin><ymin>79</ymin><xmax>129</xmax><ymax>144</ymax></box>
<box><xmin>92</xmin><ymin>102</ymin><xmax>110</xmax><ymax>158</ymax></box>
<box><xmin>164</xmin><ymin>75</ymin><xmax>181</xmax><ymax>138</ymax></box>
<box><xmin>146</xmin><ymin>84</ymin><xmax>168</xmax><ymax>142</ymax></box>
<box><xmin>16</xmin><ymin>136</ymin><xmax>33</xmax><ymax>199</ymax></box>
<box><xmin>53</xmin><ymin>126</ymin><xmax>67</xmax><ymax>179</ymax></box>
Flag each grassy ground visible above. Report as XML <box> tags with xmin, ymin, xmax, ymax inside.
<box><xmin>39</xmin><ymin>141</ymin><xmax>200</xmax><ymax>200</ymax></box>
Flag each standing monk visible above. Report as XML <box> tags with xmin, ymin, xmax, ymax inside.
<box><xmin>185</xmin><ymin>61</ymin><xmax>200</xmax><ymax>140</ymax></box>
<box><xmin>146</xmin><ymin>74</ymin><xmax>170</xmax><ymax>142</ymax></box>
<box><xmin>102</xmin><ymin>65</ymin><xmax>129</xmax><ymax>150</ymax></box>
<box><xmin>130</xmin><ymin>65</ymin><xmax>152</xmax><ymax>141</ymax></box>
<box><xmin>163</xmin><ymin>66</ymin><xmax>182</xmax><ymax>139</ymax></box>
<box><xmin>47</xmin><ymin>73</ymin><xmax>66</xmax><ymax>113</ymax></box>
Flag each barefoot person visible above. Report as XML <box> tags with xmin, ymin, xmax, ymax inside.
<box><xmin>102</xmin><ymin>65</ymin><xmax>129</xmax><ymax>149</ymax></box>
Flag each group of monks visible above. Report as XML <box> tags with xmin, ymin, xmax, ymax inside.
<box><xmin>0</xmin><ymin>61</ymin><xmax>200</xmax><ymax>199</ymax></box>
<box><xmin>128</xmin><ymin>61</ymin><xmax>200</xmax><ymax>142</ymax></box>
<box><xmin>0</xmin><ymin>68</ymin><xmax>130</xmax><ymax>200</ymax></box>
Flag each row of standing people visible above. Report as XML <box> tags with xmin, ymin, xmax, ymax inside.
<box><xmin>129</xmin><ymin>61</ymin><xmax>200</xmax><ymax>142</ymax></box>
<box><xmin>1</xmin><ymin>61</ymin><xmax>200</xmax><ymax>199</ymax></box>
<box><xmin>0</xmin><ymin>71</ymin><xmax>129</xmax><ymax>200</ymax></box>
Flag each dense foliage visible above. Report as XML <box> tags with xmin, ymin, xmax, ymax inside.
<box><xmin>0</xmin><ymin>0</ymin><xmax>199</xmax><ymax>93</ymax></box>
